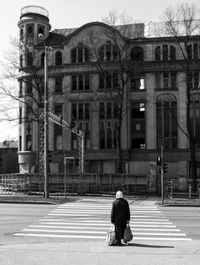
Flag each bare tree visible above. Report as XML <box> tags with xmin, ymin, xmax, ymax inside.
<box><xmin>0</xmin><ymin>35</ymin><xmax>56</xmax><ymax>171</ymax></box>
<box><xmin>162</xmin><ymin>3</ymin><xmax>200</xmax><ymax>193</ymax></box>
<box><xmin>88</xmin><ymin>11</ymin><xmax>144</xmax><ymax>173</ymax></box>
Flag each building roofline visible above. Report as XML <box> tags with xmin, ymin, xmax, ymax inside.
<box><xmin>63</xmin><ymin>21</ymin><xmax>126</xmax><ymax>44</ymax></box>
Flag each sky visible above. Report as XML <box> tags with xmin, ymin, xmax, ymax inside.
<box><xmin>0</xmin><ymin>0</ymin><xmax>199</xmax><ymax>142</ymax></box>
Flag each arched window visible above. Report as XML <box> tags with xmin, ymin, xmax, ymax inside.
<box><xmin>155</xmin><ymin>46</ymin><xmax>161</xmax><ymax>61</ymax></box>
<box><xmin>55</xmin><ymin>51</ymin><xmax>62</xmax><ymax>66</ymax></box>
<box><xmin>41</xmin><ymin>52</ymin><xmax>45</xmax><ymax>66</ymax></box>
<box><xmin>170</xmin><ymin>45</ymin><xmax>176</xmax><ymax>60</ymax></box>
<box><xmin>98</xmin><ymin>41</ymin><xmax>119</xmax><ymax>61</ymax></box>
<box><xmin>187</xmin><ymin>43</ymin><xmax>200</xmax><ymax>60</ymax></box>
<box><xmin>156</xmin><ymin>94</ymin><xmax>177</xmax><ymax>149</ymax></box>
<box><xmin>155</xmin><ymin>45</ymin><xmax>176</xmax><ymax>61</ymax></box>
<box><xmin>130</xmin><ymin>46</ymin><xmax>144</xmax><ymax>61</ymax></box>
<box><xmin>70</xmin><ymin>43</ymin><xmax>90</xmax><ymax>63</ymax></box>
<box><xmin>99</xmin><ymin>46</ymin><xmax>104</xmax><ymax>61</ymax></box>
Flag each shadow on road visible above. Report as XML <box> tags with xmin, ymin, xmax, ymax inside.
<box><xmin>127</xmin><ymin>243</ymin><xmax>174</xmax><ymax>248</ymax></box>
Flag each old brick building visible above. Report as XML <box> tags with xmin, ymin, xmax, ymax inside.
<box><xmin>18</xmin><ymin>6</ymin><xmax>200</xmax><ymax>191</ymax></box>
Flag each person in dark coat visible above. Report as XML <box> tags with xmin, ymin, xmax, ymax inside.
<box><xmin>111</xmin><ymin>191</ymin><xmax>130</xmax><ymax>245</ymax></box>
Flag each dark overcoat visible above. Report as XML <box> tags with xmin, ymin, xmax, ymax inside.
<box><xmin>111</xmin><ymin>198</ymin><xmax>130</xmax><ymax>226</ymax></box>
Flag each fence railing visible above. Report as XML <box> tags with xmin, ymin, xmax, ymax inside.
<box><xmin>164</xmin><ymin>178</ymin><xmax>200</xmax><ymax>199</ymax></box>
<box><xmin>0</xmin><ymin>173</ymin><xmax>148</xmax><ymax>196</ymax></box>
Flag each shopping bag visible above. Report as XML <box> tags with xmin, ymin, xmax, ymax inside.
<box><xmin>106</xmin><ymin>225</ymin><xmax>115</xmax><ymax>246</ymax></box>
<box><xmin>124</xmin><ymin>224</ymin><xmax>133</xmax><ymax>242</ymax></box>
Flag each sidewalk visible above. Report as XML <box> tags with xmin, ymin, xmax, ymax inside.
<box><xmin>0</xmin><ymin>239</ymin><xmax>199</xmax><ymax>265</ymax></box>
<box><xmin>0</xmin><ymin>194</ymin><xmax>75</xmax><ymax>204</ymax></box>
<box><xmin>0</xmin><ymin>194</ymin><xmax>200</xmax><ymax>206</ymax></box>
<box><xmin>161</xmin><ymin>197</ymin><xmax>200</xmax><ymax>207</ymax></box>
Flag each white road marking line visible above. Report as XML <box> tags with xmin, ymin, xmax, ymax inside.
<box><xmin>52</xmin><ymin>210</ymin><xmax>162</xmax><ymax>214</ymax></box>
<box><xmin>131</xmin><ymin>222</ymin><xmax>172</xmax><ymax>224</ymax></box>
<box><xmin>40</xmin><ymin>215</ymin><xmax>169</xmax><ymax>221</ymax></box>
<box><xmin>39</xmin><ymin>222</ymin><xmax>110</xmax><ymax>226</ymax></box>
<box><xmin>39</xmin><ymin>219</ymin><xmax>62</xmax><ymax>221</ymax></box>
<box><xmin>30</xmin><ymin>225</ymin><xmax>110</xmax><ymax>230</ymax></box>
<box><xmin>134</xmin><ymin>228</ymin><xmax>180</xmax><ymax>231</ymax></box>
<box><xmin>14</xmin><ymin>233</ymin><xmax>105</xmax><ymax>239</ymax></box>
<box><xmin>133</xmin><ymin>237</ymin><xmax>192</xmax><ymax>241</ymax></box>
<box><xmin>29</xmin><ymin>225</ymin><xmax>182</xmax><ymax>233</ymax></box>
<box><xmin>33</xmin><ymin>225</ymin><xmax>181</xmax><ymax>232</ymax></box>
<box><xmin>59</xmin><ymin>204</ymin><xmax>158</xmax><ymax>207</ymax></box>
<box><xmin>71</xmin><ymin>220</ymin><xmax>172</xmax><ymax>224</ymax></box>
<box><xmin>14</xmin><ymin>233</ymin><xmax>192</xmax><ymax>241</ymax></box>
<box><xmin>48</xmin><ymin>212</ymin><xmax>167</xmax><ymax>219</ymax></box>
<box><xmin>40</xmin><ymin>219</ymin><xmax>171</xmax><ymax>224</ymax></box>
<box><xmin>132</xmin><ymin>225</ymin><xmax>176</xmax><ymax>227</ymax></box>
<box><xmin>134</xmin><ymin>232</ymin><xmax>186</xmax><ymax>236</ymax></box>
<box><xmin>22</xmin><ymin>228</ymin><xmax>187</xmax><ymax>238</ymax></box>
<box><xmin>38</xmin><ymin>222</ymin><xmax>176</xmax><ymax>228</ymax></box>
<box><xmin>23</xmin><ymin>228</ymin><xmax>106</xmax><ymax>234</ymax></box>
<box><xmin>14</xmin><ymin>202</ymin><xmax>192</xmax><ymax>242</ymax></box>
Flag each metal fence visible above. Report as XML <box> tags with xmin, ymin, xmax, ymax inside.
<box><xmin>0</xmin><ymin>173</ymin><xmax>148</xmax><ymax>196</ymax></box>
<box><xmin>164</xmin><ymin>178</ymin><xmax>200</xmax><ymax>199</ymax></box>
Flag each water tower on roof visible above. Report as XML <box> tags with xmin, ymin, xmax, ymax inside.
<box><xmin>18</xmin><ymin>5</ymin><xmax>51</xmax><ymax>48</ymax></box>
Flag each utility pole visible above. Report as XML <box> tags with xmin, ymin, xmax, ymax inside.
<box><xmin>44</xmin><ymin>44</ymin><xmax>49</xmax><ymax>199</ymax></box>
<box><xmin>160</xmin><ymin>145</ymin><xmax>164</xmax><ymax>204</ymax></box>
<box><xmin>38</xmin><ymin>33</ymin><xmax>49</xmax><ymax>199</ymax></box>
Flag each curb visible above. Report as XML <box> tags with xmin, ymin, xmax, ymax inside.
<box><xmin>0</xmin><ymin>200</ymin><xmax>59</xmax><ymax>205</ymax></box>
<box><xmin>161</xmin><ymin>203</ymin><xmax>200</xmax><ymax>207</ymax></box>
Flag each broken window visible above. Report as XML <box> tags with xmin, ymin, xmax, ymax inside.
<box><xmin>156</xmin><ymin>96</ymin><xmax>177</xmax><ymax>149</ymax></box>
<box><xmin>155</xmin><ymin>46</ymin><xmax>161</xmax><ymax>61</ymax></box>
<box><xmin>130</xmin><ymin>76</ymin><xmax>145</xmax><ymax>90</ymax></box>
<box><xmin>70</xmin><ymin>43</ymin><xmax>90</xmax><ymax>63</ymax></box>
<box><xmin>71</xmin><ymin>102</ymin><xmax>91</xmax><ymax>150</ymax></box>
<box><xmin>99</xmin><ymin>73</ymin><xmax>120</xmax><ymax>90</ymax></box>
<box><xmin>55</xmin><ymin>76</ymin><xmax>63</xmax><ymax>93</ymax></box>
<box><xmin>55</xmin><ymin>51</ymin><xmax>62</xmax><ymax>66</ymax></box>
<box><xmin>130</xmin><ymin>46</ymin><xmax>144</xmax><ymax>61</ymax></box>
<box><xmin>99</xmin><ymin>101</ymin><xmax>118</xmax><ymax>149</ymax></box>
<box><xmin>71</xmin><ymin>75</ymin><xmax>90</xmax><ymax>91</ymax></box>
<box><xmin>131</xmin><ymin>102</ymin><xmax>145</xmax><ymax>149</ymax></box>
<box><xmin>155</xmin><ymin>45</ymin><xmax>176</xmax><ymax>61</ymax></box>
<box><xmin>98</xmin><ymin>42</ymin><xmax>119</xmax><ymax>61</ymax></box>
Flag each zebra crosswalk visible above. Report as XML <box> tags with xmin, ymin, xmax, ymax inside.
<box><xmin>14</xmin><ymin>200</ymin><xmax>192</xmax><ymax>241</ymax></box>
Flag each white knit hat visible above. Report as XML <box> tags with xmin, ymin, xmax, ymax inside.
<box><xmin>116</xmin><ymin>190</ymin><xmax>123</xmax><ymax>199</ymax></box>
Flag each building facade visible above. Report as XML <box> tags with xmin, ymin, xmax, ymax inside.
<box><xmin>18</xmin><ymin>6</ymin><xmax>200</xmax><ymax>191</ymax></box>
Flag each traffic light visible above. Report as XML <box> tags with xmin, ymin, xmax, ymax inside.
<box><xmin>48</xmin><ymin>153</ymin><xmax>53</xmax><ymax>163</ymax></box>
<box><xmin>164</xmin><ymin>163</ymin><xmax>168</xmax><ymax>174</ymax></box>
<box><xmin>156</xmin><ymin>156</ymin><xmax>161</xmax><ymax>166</ymax></box>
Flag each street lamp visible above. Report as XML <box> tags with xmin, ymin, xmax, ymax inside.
<box><xmin>38</xmin><ymin>33</ymin><xmax>49</xmax><ymax>199</ymax></box>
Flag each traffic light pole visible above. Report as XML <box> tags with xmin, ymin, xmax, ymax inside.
<box><xmin>160</xmin><ymin>145</ymin><xmax>164</xmax><ymax>204</ymax></box>
<box><xmin>44</xmin><ymin>45</ymin><xmax>49</xmax><ymax>199</ymax></box>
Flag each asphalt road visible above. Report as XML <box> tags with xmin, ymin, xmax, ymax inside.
<box><xmin>159</xmin><ymin>205</ymin><xmax>200</xmax><ymax>240</ymax></box>
<box><xmin>0</xmin><ymin>199</ymin><xmax>199</xmax><ymax>265</ymax></box>
<box><xmin>0</xmin><ymin>199</ymin><xmax>200</xmax><ymax>245</ymax></box>
<box><xmin>0</xmin><ymin>203</ymin><xmax>56</xmax><ymax>244</ymax></box>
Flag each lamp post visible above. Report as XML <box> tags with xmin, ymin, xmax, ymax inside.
<box><xmin>38</xmin><ymin>33</ymin><xmax>49</xmax><ymax>199</ymax></box>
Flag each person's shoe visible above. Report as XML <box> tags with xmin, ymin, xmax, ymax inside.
<box><xmin>115</xmin><ymin>241</ymin><xmax>122</xmax><ymax>246</ymax></box>
<box><xmin>122</xmin><ymin>240</ymin><xmax>128</xmax><ymax>246</ymax></box>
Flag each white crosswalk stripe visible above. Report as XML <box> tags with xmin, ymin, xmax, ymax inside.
<box><xmin>14</xmin><ymin>201</ymin><xmax>192</xmax><ymax>241</ymax></box>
